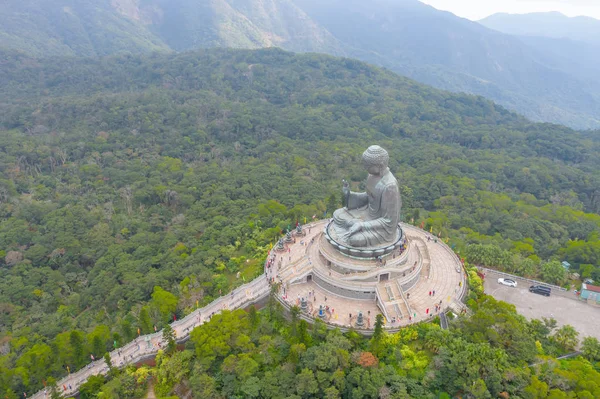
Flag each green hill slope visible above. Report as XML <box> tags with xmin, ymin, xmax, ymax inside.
<box><xmin>1</xmin><ymin>48</ymin><xmax>600</xmax><ymax>395</ymax></box>
<box><xmin>0</xmin><ymin>0</ymin><xmax>169</xmax><ymax>57</ymax></box>
<box><xmin>2</xmin><ymin>0</ymin><xmax>600</xmax><ymax>128</ymax></box>
<box><xmin>143</xmin><ymin>0</ymin><xmax>344</xmax><ymax>54</ymax></box>
<box><xmin>293</xmin><ymin>0</ymin><xmax>600</xmax><ymax>129</ymax></box>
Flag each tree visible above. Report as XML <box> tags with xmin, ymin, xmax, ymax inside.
<box><xmin>79</xmin><ymin>375</ymin><xmax>106</xmax><ymax>399</ymax></box>
<box><xmin>552</xmin><ymin>325</ymin><xmax>579</xmax><ymax>352</ymax></box>
<box><xmin>139</xmin><ymin>307</ymin><xmax>153</xmax><ymax>334</ymax></box>
<box><xmin>370</xmin><ymin>314</ymin><xmax>385</xmax><ymax>354</ymax></box>
<box><xmin>356</xmin><ymin>351</ymin><xmax>379</xmax><ymax>368</ymax></box>
<box><xmin>103</xmin><ymin>353</ymin><xmax>114</xmax><ymax>375</ymax></box>
<box><xmin>162</xmin><ymin>324</ymin><xmax>177</xmax><ymax>355</ymax></box>
<box><xmin>69</xmin><ymin>330</ymin><xmax>85</xmax><ymax>368</ymax></box>
<box><xmin>295</xmin><ymin>368</ymin><xmax>319</xmax><ymax>398</ymax></box>
<box><xmin>540</xmin><ymin>260</ymin><xmax>567</xmax><ymax>285</ymax></box>
<box><xmin>46</xmin><ymin>377</ymin><xmax>63</xmax><ymax>399</ymax></box>
<box><xmin>581</xmin><ymin>336</ymin><xmax>600</xmax><ymax>361</ymax></box>
<box><xmin>151</xmin><ymin>286</ymin><xmax>179</xmax><ymax>323</ymax></box>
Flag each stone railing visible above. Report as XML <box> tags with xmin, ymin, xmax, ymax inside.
<box><xmin>400</xmin><ymin>244</ymin><xmax>423</xmax><ymax>291</ymax></box>
<box><xmin>319</xmin><ymin>235</ymin><xmax>410</xmax><ymax>272</ymax></box>
<box><xmin>397</xmin><ymin>280</ymin><xmax>413</xmax><ymax>317</ymax></box>
<box><xmin>375</xmin><ymin>286</ymin><xmax>391</xmax><ymax>322</ymax></box>
<box><xmin>311</xmin><ymin>267</ymin><xmax>376</xmax><ymax>300</ymax></box>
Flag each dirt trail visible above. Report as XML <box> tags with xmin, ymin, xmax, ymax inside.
<box><xmin>146</xmin><ymin>382</ymin><xmax>156</xmax><ymax>399</ymax></box>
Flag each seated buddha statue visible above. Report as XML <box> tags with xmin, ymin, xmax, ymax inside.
<box><xmin>332</xmin><ymin>145</ymin><xmax>401</xmax><ymax>247</ymax></box>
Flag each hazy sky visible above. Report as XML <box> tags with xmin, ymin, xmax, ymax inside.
<box><xmin>420</xmin><ymin>0</ymin><xmax>600</xmax><ymax>21</ymax></box>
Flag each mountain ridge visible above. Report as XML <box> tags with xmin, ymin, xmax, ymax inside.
<box><xmin>479</xmin><ymin>11</ymin><xmax>600</xmax><ymax>45</ymax></box>
<box><xmin>2</xmin><ymin>0</ymin><xmax>600</xmax><ymax>129</ymax></box>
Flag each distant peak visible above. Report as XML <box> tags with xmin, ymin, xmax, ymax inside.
<box><xmin>480</xmin><ymin>11</ymin><xmax>568</xmax><ymax>20</ymax></box>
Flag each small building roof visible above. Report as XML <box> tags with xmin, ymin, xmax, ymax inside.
<box><xmin>562</xmin><ymin>261</ymin><xmax>571</xmax><ymax>269</ymax></box>
<box><xmin>582</xmin><ymin>283</ymin><xmax>600</xmax><ymax>293</ymax></box>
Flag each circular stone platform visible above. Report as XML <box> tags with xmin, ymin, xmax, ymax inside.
<box><xmin>324</xmin><ymin>221</ymin><xmax>404</xmax><ymax>259</ymax></box>
<box><xmin>266</xmin><ymin>220</ymin><xmax>468</xmax><ymax>331</ymax></box>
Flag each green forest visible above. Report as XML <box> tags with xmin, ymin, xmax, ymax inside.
<box><xmin>53</xmin><ymin>297</ymin><xmax>600</xmax><ymax>399</ymax></box>
<box><xmin>1</xmin><ymin>48</ymin><xmax>600</xmax><ymax>397</ymax></box>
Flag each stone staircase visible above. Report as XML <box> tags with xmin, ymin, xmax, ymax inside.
<box><xmin>376</xmin><ymin>281</ymin><xmax>409</xmax><ymax>322</ymax></box>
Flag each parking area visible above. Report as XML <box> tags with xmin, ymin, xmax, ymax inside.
<box><xmin>484</xmin><ymin>273</ymin><xmax>600</xmax><ymax>340</ymax></box>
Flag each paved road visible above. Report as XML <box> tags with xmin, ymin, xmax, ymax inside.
<box><xmin>484</xmin><ymin>275</ymin><xmax>600</xmax><ymax>340</ymax></box>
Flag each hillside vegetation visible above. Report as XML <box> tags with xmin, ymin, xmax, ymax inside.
<box><xmin>1</xmin><ymin>48</ymin><xmax>600</xmax><ymax>395</ymax></box>
<box><xmin>2</xmin><ymin>0</ymin><xmax>600</xmax><ymax>128</ymax></box>
<box><xmin>77</xmin><ymin>302</ymin><xmax>600</xmax><ymax>399</ymax></box>
<box><xmin>0</xmin><ymin>0</ymin><xmax>169</xmax><ymax>57</ymax></box>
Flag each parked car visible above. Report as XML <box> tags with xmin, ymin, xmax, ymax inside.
<box><xmin>498</xmin><ymin>278</ymin><xmax>517</xmax><ymax>287</ymax></box>
<box><xmin>529</xmin><ymin>285</ymin><xmax>551</xmax><ymax>296</ymax></box>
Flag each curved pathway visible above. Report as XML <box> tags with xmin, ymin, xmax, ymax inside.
<box><xmin>30</xmin><ymin>275</ymin><xmax>270</xmax><ymax>399</ymax></box>
<box><xmin>281</xmin><ymin>222</ymin><xmax>467</xmax><ymax>329</ymax></box>
<box><xmin>29</xmin><ymin>222</ymin><xmax>466</xmax><ymax>398</ymax></box>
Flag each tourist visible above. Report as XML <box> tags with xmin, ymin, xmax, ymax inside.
<box><xmin>432</xmin><ymin>290</ymin><xmax>435</xmax><ymax>296</ymax></box>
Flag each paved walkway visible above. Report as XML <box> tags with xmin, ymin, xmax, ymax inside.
<box><xmin>30</xmin><ymin>275</ymin><xmax>271</xmax><ymax>399</ymax></box>
<box><xmin>29</xmin><ymin>222</ymin><xmax>466</xmax><ymax>398</ymax></box>
<box><xmin>278</xmin><ymin>222</ymin><xmax>466</xmax><ymax>329</ymax></box>
<box><xmin>402</xmin><ymin>225</ymin><xmax>466</xmax><ymax>318</ymax></box>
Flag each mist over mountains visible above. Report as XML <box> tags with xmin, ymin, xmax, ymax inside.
<box><xmin>479</xmin><ymin>11</ymin><xmax>600</xmax><ymax>45</ymax></box>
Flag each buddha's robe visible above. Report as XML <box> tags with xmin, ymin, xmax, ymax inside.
<box><xmin>333</xmin><ymin>168</ymin><xmax>401</xmax><ymax>247</ymax></box>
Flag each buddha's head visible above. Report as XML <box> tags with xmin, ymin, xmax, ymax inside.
<box><xmin>362</xmin><ymin>145</ymin><xmax>389</xmax><ymax>176</ymax></box>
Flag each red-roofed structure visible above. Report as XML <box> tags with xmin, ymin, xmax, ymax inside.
<box><xmin>581</xmin><ymin>283</ymin><xmax>600</xmax><ymax>303</ymax></box>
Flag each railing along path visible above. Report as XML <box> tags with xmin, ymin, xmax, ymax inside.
<box><xmin>30</xmin><ymin>275</ymin><xmax>270</xmax><ymax>399</ymax></box>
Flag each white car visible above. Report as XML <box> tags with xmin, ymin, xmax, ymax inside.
<box><xmin>498</xmin><ymin>278</ymin><xmax>517</xmax><ymax>287</ymax></box>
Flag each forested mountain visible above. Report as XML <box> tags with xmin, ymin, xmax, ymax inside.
<box><xmin>1</xmin><ymin>48</ymin><xmax>600</xmax><ymax>395</ymax></box>
<box><xmin>141</xmin><ymin>0</ymin><xmax>344</xmax><ymax>54</ymax></box>
<box><xmin>293</xmin><ymin>0</ymin><xmax>600</xmax><ymax>130</ymax></box>
<box><xmin>2</xmin><ymin>0</ymin><xmax>600</xmax><ymax>129</ymax></box>
<box><xmin>479</xmin><ymin>12</ymin><xmax>600</xmax><ymax>45</ymax></box>
<box><xmin>0</xmin><ymin>0</ymin><xmax>169</xmax><ymax>57</ymax></box>
<box><xmin>82</xmin><ymin>303</ymin><xmax>600</xmax><ymax>398</ymax></box>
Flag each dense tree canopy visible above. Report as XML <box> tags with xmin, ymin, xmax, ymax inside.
<box><xmin>79</xmin><ymin>300</ymin><xmax>600</xmax><ymax>399</ymax></box>
<box><xmin>1</xmin><ymin>48</ymin><xmax>599</xmax><ymax>395</ymax></box>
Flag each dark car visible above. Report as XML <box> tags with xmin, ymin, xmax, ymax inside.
<box><xmin>529</xmin><ymin>285</ymin><xmax>551</xmax><ymax>296</ymax></box>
